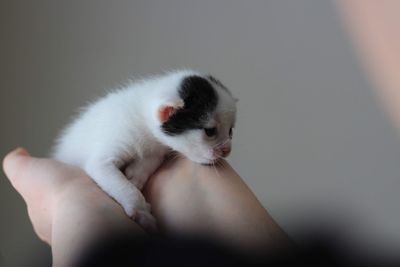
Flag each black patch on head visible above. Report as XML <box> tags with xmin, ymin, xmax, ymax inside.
<box><xmin>208</xmin><ymin>75</ymin><xmax>232</xmax><ymax>96</ymax></box>
<box><xmin>162</xmin><ymin>76</ymin><xmax>218</xmax><ymax>135</ymax></box>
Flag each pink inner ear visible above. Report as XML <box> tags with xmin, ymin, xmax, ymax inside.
<box><xmin>158</xmin><ymin>106</ymin><xmax>176</xmax><ymax>123</ymax></box>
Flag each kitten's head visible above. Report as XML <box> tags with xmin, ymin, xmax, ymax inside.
<box><xmin>157</xmin><ymin>72</ymin><xmax>237</xmax><ymax>165</ymax></box>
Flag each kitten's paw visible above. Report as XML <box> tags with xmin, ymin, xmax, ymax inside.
<box><xmin>132</xmin><ymin>210</ymin><xmax>158</xmax><ymax>233</ymax></box>
<box><xmin>120</xmin><ymin>190</ymin><xmax>150</xmax><ymax>216</ymax></box>
<box><xmin>122</xmin><ymin>201</ymin><xmax>149</xmax><ymax>217</ymax></box>
<box><xmin>121</xmin><ymin>201</ymin><xmax>156</xmax><ymax>232</ymax></box>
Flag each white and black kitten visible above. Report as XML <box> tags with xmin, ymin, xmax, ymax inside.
<box><xmin>53</xmin><ymin>70</ymin><xmax>237</xmax><ymax>231</ymax></box>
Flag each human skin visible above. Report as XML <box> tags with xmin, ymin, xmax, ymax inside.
<box><xmin>337</xmin><ymin>0</ymin><xmax>400</xmax><ymax>130</ymax></box>
<box><xmin>3</xmin><ymin>148</ymin><xmax>288</xmax><ymax>267</ymax></box>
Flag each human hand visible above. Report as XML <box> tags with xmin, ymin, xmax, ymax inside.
<box><xmin>3</xmin><ymin>147</ymin><xmax>288</xmax><ymax>265</ymax></box>
<box><xmin>2</xmin><ymin>148</ymin><xmax>143</xmax><ymax>266</ymax></box>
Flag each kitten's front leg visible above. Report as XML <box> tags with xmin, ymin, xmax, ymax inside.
<box><xmin>124</xmin><ymin>155</ymin><xmax>165</xmax><ymax>190</ymax></box>
<box><xmin>85</xmin><ymin>157</ymin><xmax>157</xmax><ymax>232</ymax></box>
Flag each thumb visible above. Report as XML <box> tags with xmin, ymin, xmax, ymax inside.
<box><xmin>3</xmin><ymin>147</ymin><xmax>89</xmax><ymax>201</ymax></box>
<box><xmin>3</xmin><ymin>147</ymin><xmax>32</xmax><ymax>191</ymax></box>
<box><xmin>3</xmin><ymin>147</ymin><xmax>30</xmax><ymax>187</ymax></box>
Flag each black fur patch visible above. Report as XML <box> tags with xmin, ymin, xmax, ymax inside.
<box><xmin>162</xmin><ymin>76</ymin><xmax>218</xmax><ymax>135</ymax></box>
<box><xmin>208</xmin><ymin>75</ymin><xmax>232</xmax><ymax>96</ymax></box>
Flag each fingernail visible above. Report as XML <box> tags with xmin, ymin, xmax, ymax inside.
<box><xmin>13</xmin><ymin>147</ymin><xmax>29</xmax><ymax>156</ymax></box>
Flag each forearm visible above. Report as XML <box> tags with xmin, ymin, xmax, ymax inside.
<box><xmin>50</xmin><ymin>179</ymin><xmax>144</xmax><ymax>267</ymax></box>
<box><xmin>3</xmin><ymin>148</ymin><xmax>288</xmax><ymax>265</ymax></box>
<box><xmin>145</xmin><ymin>158</ymin><xmax>288</xmax><ymax>253</ymax></box>
<box><xmin>337</xmin><ymin>0</ymin><xmax>400</xmax><ymax>128</ymax></box>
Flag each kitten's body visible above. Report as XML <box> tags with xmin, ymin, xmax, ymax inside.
<box><xmin>53</xmin><ymin>70</ymin><xmax>237</xmax><ymax>231</ymax></box>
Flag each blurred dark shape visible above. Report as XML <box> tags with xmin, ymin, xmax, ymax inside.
<box><xmin>77</xmin><ymin>230</ymin><xmax>400</xmax><ymax>267</ymax></box>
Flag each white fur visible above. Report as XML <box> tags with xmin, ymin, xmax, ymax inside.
<box><xmin>53</xmin><ymin>70</ymin><xmax>236</xmax><ymax>231</ymax></box>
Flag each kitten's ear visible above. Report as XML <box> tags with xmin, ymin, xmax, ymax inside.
<box><xmin>157</xmin><ymin>98</ymin><xmax>184</xmax><ymax>123</ymax></box>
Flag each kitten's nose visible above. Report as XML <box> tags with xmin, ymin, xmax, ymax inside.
<box><xmin>219</xmin><ymin>144</ymin><xmax>231</xmax><ymax>158</ymax></box>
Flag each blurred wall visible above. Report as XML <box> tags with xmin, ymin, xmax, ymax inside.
<box><xmin>1</xmin><ymin>0</ymin><xmax>400</xmax><ymax>266</ymax></box>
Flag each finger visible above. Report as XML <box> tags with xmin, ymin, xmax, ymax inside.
<box><xmin>2</xmin><ymin>147</ymin><xmax>58</xmax><ymax>202</ymax></box>
<box><xmin>2</xmin><ymin>147</ymin><xmax>33</xmax><ymax>192</ymax></box>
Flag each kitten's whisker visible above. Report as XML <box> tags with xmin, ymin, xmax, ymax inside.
<box><xmin>220</xmin><ymin>138</ymin><xmax>230</xmax><ymax>146</ymax></box>
<box><xmin>212</xmin><ymin>162</ymin><xmax>222</xmax><ymax>180</ymax></box>
<box><xmin>212</xmin><ymin>138</ymin><xmax>231</xmax><ymax>149</ymax></box>
<box><xmin>218</xmin><ymin>159</ymin><xmax>227</xmax><ymax>170</ymax></box>
<box><xmin>212</xmin><ymin>141</ymin><xmax>223</xmax><ymax>149</ymax></box>
<box><xmin>216</xmin><ymin>159</ymin><xmax>222</xmax><ymax>169</ymax></box>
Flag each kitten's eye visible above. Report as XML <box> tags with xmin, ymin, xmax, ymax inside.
<box><xmin>204</xmin><ymin>127</ymin><xmax>217</xmax><ymax>137</ymax></box>
<box><xmin>229</xmin><ymin>127</ymin><xmax>233</xmax><ymax>139</ymax></box>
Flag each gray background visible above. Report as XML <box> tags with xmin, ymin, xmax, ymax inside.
<box><xmin>1</xmin><ymin>0</ymin><xmax>400</xmax><ymax>266</ymax></box>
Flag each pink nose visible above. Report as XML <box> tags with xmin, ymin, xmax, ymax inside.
<box><xmin>219</xmin><ymin>144</ymin><xmax>231</xmax><ymax>158</ymax></box>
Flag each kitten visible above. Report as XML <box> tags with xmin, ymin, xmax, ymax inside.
<box><xmin>53</xmin><ymin>70</ymin><xmax>237</xmax><ymax>231</ymax></box>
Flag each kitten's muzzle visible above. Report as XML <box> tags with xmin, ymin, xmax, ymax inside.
<box><xmin>214</xmin><ymin>143</ymin><xmax>231</xmax><ymax>158</ymax></box>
